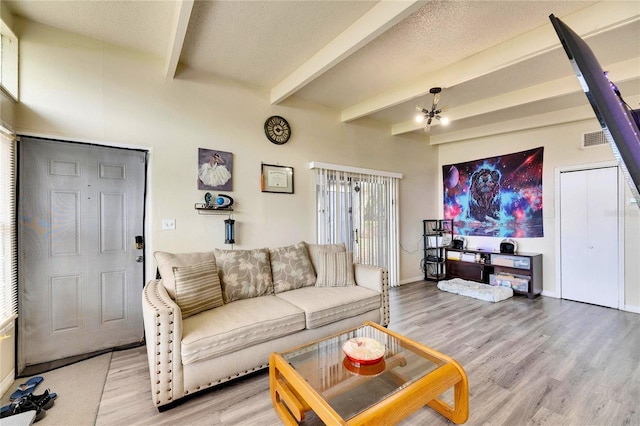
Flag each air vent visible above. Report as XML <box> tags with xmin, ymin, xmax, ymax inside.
<box><xmin>581</xmin><ymin>130</ymin><xmax>607</xmax><ymax>149</ymax></box>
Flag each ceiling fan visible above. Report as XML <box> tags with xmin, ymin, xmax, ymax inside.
<box><xmin>415</xmin><ymin>87</ymin><xmax>449</xmax><ymax>132</ymax></box>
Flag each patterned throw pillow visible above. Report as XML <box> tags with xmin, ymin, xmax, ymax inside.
<box><xmin>213</xmin><ymin>248</ymin><xmax>274</xmax><ymax>303</ymax></box>
<box><xmin>269</xmin><ymin>242</ymin><xmax>316</xmax><ymax>293</ymax></box>
<box><xmin>315</xmin><ymin>251</ymin><xmax>356</xmax><ymax>287</ymax></box>
<box><xmin>173</xmin><ymin>260</ymin><xmax>224</xmax><ymax>318</ymax></box>
<box><xmin>154</xmin><ymin>250</ymin><xmax>216</xmax><ymax>300</ymax></box>
<box><xmin>305</xmin><ymin>242</ymin><xmax>346</xmax><ymax>275</ymax></box>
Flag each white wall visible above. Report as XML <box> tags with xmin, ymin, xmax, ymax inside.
<box><xmin>12</xmin><ymin>18</ymin><xmax>639</xmax><ymax>307</ymax></box>
<box><xmin>438</xmin><ymin>118</ymin><xmax>640</xmax><ymax>310</ymax></box>
<box><xmin>13</xmin><ymin>18</ymin><xmax>438</xmax><ymax>285</ymax></box>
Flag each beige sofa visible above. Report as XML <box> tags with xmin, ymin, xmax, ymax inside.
<box><xmin>142</xmin><ymin>242</ymin><xmax>390</xmax><ymax>410</ymax></box>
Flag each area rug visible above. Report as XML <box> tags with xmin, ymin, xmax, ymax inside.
<box><xmin>1</xmin><ymin>352</ymin><xmax>112</xmax><ymax>426</ymax></box>
<box><xmin>437</xmin><ymin>278</ymin><xmax>513</xmax><ymax>302</ymax></box>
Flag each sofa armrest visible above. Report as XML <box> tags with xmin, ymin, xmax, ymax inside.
<box><xmin>354</xmin><ymin>264</ymin><xmax>390</xmax><ymax>326</ymax></box>
<box><xmin>142</xmin><ymin>279</ymin><xmax>184</xmax><ymax>407</ymax></box>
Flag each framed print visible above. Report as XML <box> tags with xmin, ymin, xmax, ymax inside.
<box><xmin>198</xmin><ymin>148</ymin><xmax>233</xmax><ymax>191</ymax></box>
<box><xmin>261</xmin><ymin>163</ymin><xmax>294</xmax><ymax>194</ymax></box>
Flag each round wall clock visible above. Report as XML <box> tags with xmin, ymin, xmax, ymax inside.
<box><xmin>264</xmin><ymin>115</ymin><xmax>291</xmax><ymax>145</ymax></box>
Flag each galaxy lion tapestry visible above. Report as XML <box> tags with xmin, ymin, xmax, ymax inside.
<box><xmin>442</xmin><ymin>147</ymin><xmax>544</xmax><ymax>238</ymax></box>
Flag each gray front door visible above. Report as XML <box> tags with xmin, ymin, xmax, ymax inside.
<box><xmin>18</xmin><ymin>137</ymin><xmax>147</xmax><ymax>367</ymax></box>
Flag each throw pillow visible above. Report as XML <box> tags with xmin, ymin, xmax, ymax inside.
<box><xmin>213</xmin><ymin>248</ymin><xmax>274</xmax><ymax>303</ymax></box>
<box><xmin>269</xmin><ymin>242</ymin><xmax>316</xmax><ymax>293</ymax></box>
<box><xmin>173</xmin><ymin>260</ymin><xmax>224</xmax><ymax>318</ymax></box>
<box><xmin>305</xmin><ymin>242</ymin><xmax>346</xmax><ymax>275</ymax></box>
<box><xmin>154</xmin><ymin>250</ymin><xmax>216</xmax><ymax>300</ymax></box>
<box><xmin>315</xmin><ymin>251</ymin><xmax>356</xmax><ymax>287</ymax></box>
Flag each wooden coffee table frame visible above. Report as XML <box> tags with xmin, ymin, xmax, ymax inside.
<box><xmin>269</xmin><ymin>321</ymin><xmax>469</xmax><ymax>425</ymax></box>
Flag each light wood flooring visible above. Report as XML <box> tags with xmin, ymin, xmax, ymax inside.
<box><xmin>95</xmin><ymin>281</ymin><xmax>640</xmax><ymax>425</ymax></box>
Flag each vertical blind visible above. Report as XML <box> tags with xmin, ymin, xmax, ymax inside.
<box><xmin>312</xmin><ymin>162</ymin><xmax>401</xmax><ymax>287</ymax></box>
<box><xmin>0</xmin><ymin>126</ymin><xmax>17</xmax><ymax>330</ymax></box>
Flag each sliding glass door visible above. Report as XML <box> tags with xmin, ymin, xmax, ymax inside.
<box><xmin>313</xmin><ymin>163</ymin><xmax>400</xmax><ymax>287</ymax></box>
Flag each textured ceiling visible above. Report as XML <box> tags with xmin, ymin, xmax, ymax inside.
<box><xmin>4</xmin><ymin>0</ymin><xmax>640</xmax><ymax>141</ymax></box>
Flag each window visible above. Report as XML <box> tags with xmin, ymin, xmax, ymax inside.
<box><xmin>311</xmin><ymin>162</ymin><xmax>401</xmax><ymax>287</ymax></box>
<box><xmin>0</xmin><ymin>17</ymin><xmax>18</xmax><ymax>100</ymax></box>
<box><xmin>0</xmin><ymin>126</ymin><xmax>16</xmax><ymax>330</ymax></box>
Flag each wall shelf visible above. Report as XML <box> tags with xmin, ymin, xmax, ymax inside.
<box><xmin>194</xmin><ymin>203</ymin><xmax>233</xmax><ymax>215</ymax></box>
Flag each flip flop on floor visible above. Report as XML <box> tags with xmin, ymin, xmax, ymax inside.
<box><xmin>1</xmin><ymin>398</ymin><xmax>45</xmax><ymax>422</ymax></box>
<box><xmin>26</xmin><ymin>389</ymin><xmax>57</xmax><ymax>410</ymax></box>
<box><xmin>10</xmin><ymin>376</ymin><xmax>44</xmax><ymax>401</ymax></box>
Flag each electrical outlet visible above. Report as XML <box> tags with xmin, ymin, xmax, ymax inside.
<box><xmin>162</xmin><ymin>219</ymin><xmax>176</xmax><ymax>230</ymax></box>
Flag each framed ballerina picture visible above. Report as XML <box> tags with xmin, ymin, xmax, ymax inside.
<box><xmin>197</xmin><ymin>148</ymin><xmax>233</xmax><ymax>191</ymax></box>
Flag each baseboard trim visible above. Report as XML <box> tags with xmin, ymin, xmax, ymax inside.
<box><xmin>541</xmin><ymin>290</ymin><xmax>558</xmax><ymax>298</ymax></box>
<box><xmin>623</xmin><ymin>304</ymin><xmax>640</xmax><ymax>314</ymax></box>
<box><xmin>399</xmin><ymin>276</ymin><xmax>424</xmax><ymax>285</ymax></box>
<box><xmin>0</xmin><ymin>369</ymin><xmax>15</xmax><ymax>397</ymax></box>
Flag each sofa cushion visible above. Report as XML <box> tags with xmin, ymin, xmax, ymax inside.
<box><xmin>181</xmin><ymin>296</ymin><xmax>305</xmax><ymax>364</ymax></box>
<box><xmin>154</xmin><ymin>250</ymin><xmax>216</xmax><ymax>300</ymax></box>
<box><xmin>275</xmin><ymin>286</ymin><xmax>381</xmax><ymax>329</ymax></box>
<box><xmin>173</xmin><ymin>260</ymin><xmax>224</xmax><ymax>319</ymax></box>
<box><xmin>213</xmin><ymin>248</ymin><xmax>274</xmax><ymax>303</ymax></box>
<box><xmin>315</xmin><ymin>251</ymin><xmax>356</xmax><ymax>287</ymax></box>
<box><xmin>305</xmin><ymin>242</ymin><xmax>346</xmax><ymax>275</ymax></box>
<box><xmin>269</xmin><ymin>242</ymin><xmax>316</xmax><ymax>293</ymax></box>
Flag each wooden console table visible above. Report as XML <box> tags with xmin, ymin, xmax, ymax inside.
<box><xmin>445</xmin><ymin>248</ymin><xmax>542</xmax><ymax>299</ymax></box>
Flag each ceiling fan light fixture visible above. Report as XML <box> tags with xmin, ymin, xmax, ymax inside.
<box><xmin>441</xmin><ymin>117</ymin><xmax>450</xmax><ymax>125</ymax></box>
<box><xmin>416</xmin><ymin>87</ymin><xmax>448</xmax><ymax>133</ymax></box>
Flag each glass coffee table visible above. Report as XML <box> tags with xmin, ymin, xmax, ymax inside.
<box><xmin>269</xmin><ymin>321</ymin><xmax>468</xmax><ymax>425</ymax></box>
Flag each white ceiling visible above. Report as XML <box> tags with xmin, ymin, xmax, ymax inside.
<box><xmin>4</xmin><ymin>0</ymin><xmax>640</xmax><ymax>141</ymax></box>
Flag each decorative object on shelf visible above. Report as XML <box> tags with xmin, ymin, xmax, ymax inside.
<box><xmin>224</xmin><ymin>218</ymin><xmax>235</xmax><ymax>244</ymax></box>
<box><xmin>195</xmin><ymin>193</ymin><xmax>234</xmax><ymax>211</ymax></box>
<box><xmin>452</xmin><ymin>236</ymin><xmax>466</xmax><ymax>250</ymax></box>
<box><xmin>214</xmin><ymin>194</ymin><xmax>234</xmax><ymax>208</ymax></box>
<box><xmin>261</xmin><ymin>163</ymin><xmax>294</xmax><ymax>194</ymax></box>
<box><xmin>264</xmin><ymin>115</ymin><xmax>291</xmax><ymax>145</ymax></box>
<box><xmin>415</xmin><ymin>87</ymin><xmax>449</xmax><ymax>133</ymax></box>
<box><xmin>500</xmin><ymin>238</ymin><xmax>517</xmax><ymax>254</ymax></box>
<box><xmin>198</xmin><ymin>148</ymin><xmax>233</xmax><ymax>191</ymax></box>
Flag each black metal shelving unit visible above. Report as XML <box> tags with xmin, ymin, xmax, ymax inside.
<box><xmin>422</xmin><ymin>219</ymin><xmax>453</xmax><ymax>282</ymax></box>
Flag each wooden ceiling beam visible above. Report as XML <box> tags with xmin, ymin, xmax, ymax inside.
<box><xmin>164</xmin><ymin>0</ymin><xmax>194</xmax><ymax>80</ymax></box>
<box><xmin>343</xmin><ymin>2</ymin><xmax>640</xmax><ymax>123</ymax></box>
<box><xmin>391</xmin><ymin>58</ymin><xmax>640</xmax><ymax>136</ymax></box>
<box><xmin>270</xmin><ymin>0</ymin><xmax>425</xmax><ymax>105</ymax></box>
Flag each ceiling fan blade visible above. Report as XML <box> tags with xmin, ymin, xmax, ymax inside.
<box><xmin>439</xmin><ymin>105</ymin><xmax>449</xmax><ymax>113</ymax></box>
<box><xmin>424</xmin><ymin>124</ymin><xmax>431</xmax><ymax>133</ymax></box>
<box><xmin>433</xmin><ymin>93</ymin><xmax>440</xmax><ymax>106</ymax></box>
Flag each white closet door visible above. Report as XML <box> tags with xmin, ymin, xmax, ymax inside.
<box><xmin>560</xmin><ymin>167</ymin><xmax>618</xmax><ymax>308</ymax></box>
